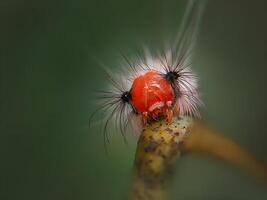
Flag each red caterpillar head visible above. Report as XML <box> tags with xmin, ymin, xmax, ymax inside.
<box><xmin>117</xmin><ymin>56</ymin><xmax>202</xmax><ymax>126</ymax></box>
<box><xmin>130</xmin><ymin>71</ymin><xmax>175</xmax><ymax>123</ymax></box>
<box><xmin>90</xmin><ymin>0</ymin><xmax>205</xmax><ymax>148</ymax></box>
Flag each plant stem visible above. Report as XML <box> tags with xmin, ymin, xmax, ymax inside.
<box><xmin>181</xmin><ymin>120</ymin><xmax>267</xmax><ymax>182</ymax></box>
<box><xmin>129</xmin><ymin>118</ymin><xmax>267</xmax><ymax>200</ymax></box>
<box><xmin>129</xmin><ymin>116</ymin><xmax>192</xmax><ymax>200</ymax></box>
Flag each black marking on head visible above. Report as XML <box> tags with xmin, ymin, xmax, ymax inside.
<box><xmin>131</xmin><ymin>106</ymin><xmax>138</xmax><ymax>114</ymax></box>
<box><xmin>165</xmin><ymin>71</ymin><xmax>180</xmax><ymax>83</ymax></box>
<box><xmin>121</xmin><ymin>91</ymin><xmax>131</xmax><ymax>103</ymax></box>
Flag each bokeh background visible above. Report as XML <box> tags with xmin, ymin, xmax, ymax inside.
<box><xmin>1</xmin><ymin>0</ymin><xmax>267</xmax><ymax>199</ymax></box>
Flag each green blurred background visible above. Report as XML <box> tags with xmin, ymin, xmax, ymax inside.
<box><xmin>1</xmin><ymin>0</ymin><xmax>267</xmax><ymax>199</ymax></box>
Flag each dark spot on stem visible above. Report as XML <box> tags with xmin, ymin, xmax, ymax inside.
<box><xmin>144</xmin><ymin>140</ymin><xmax>158</xmax><ymax>152</ymax></box>
<box><xmin>165</xmin><ymin>127</ymin><xmax>173</xmax><ymax>133</ymax></box>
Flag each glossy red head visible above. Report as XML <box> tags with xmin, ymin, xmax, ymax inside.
<box><xmin>91</xmin><ymin>0</ymin><xmax>203</xmax><ymax>142</ymax></box>
<box><xmin>130</xmin><ymin>71</ymin><xmax>175</xmax><ymax>123</ymax></box>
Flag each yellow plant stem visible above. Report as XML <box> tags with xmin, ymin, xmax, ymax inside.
<box><xmin>129</xmin><ymin>117</ymin><xmax>267</xmax><ymax>200</ymax></box>
<box><xmin>181</xmin><ymin>120</ymin><xmax>267</xmax><ymax>182</ymax></box>
<box><xmin>129</xmin><ymin>116</ymin><xmax>192</xmax><ymax>200</ymax></box>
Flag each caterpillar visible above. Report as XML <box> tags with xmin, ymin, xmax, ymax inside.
<box><xmin>90</xmin><ymin>0</ymin><xmax>206</xmax><ymax>149</ymax></box>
